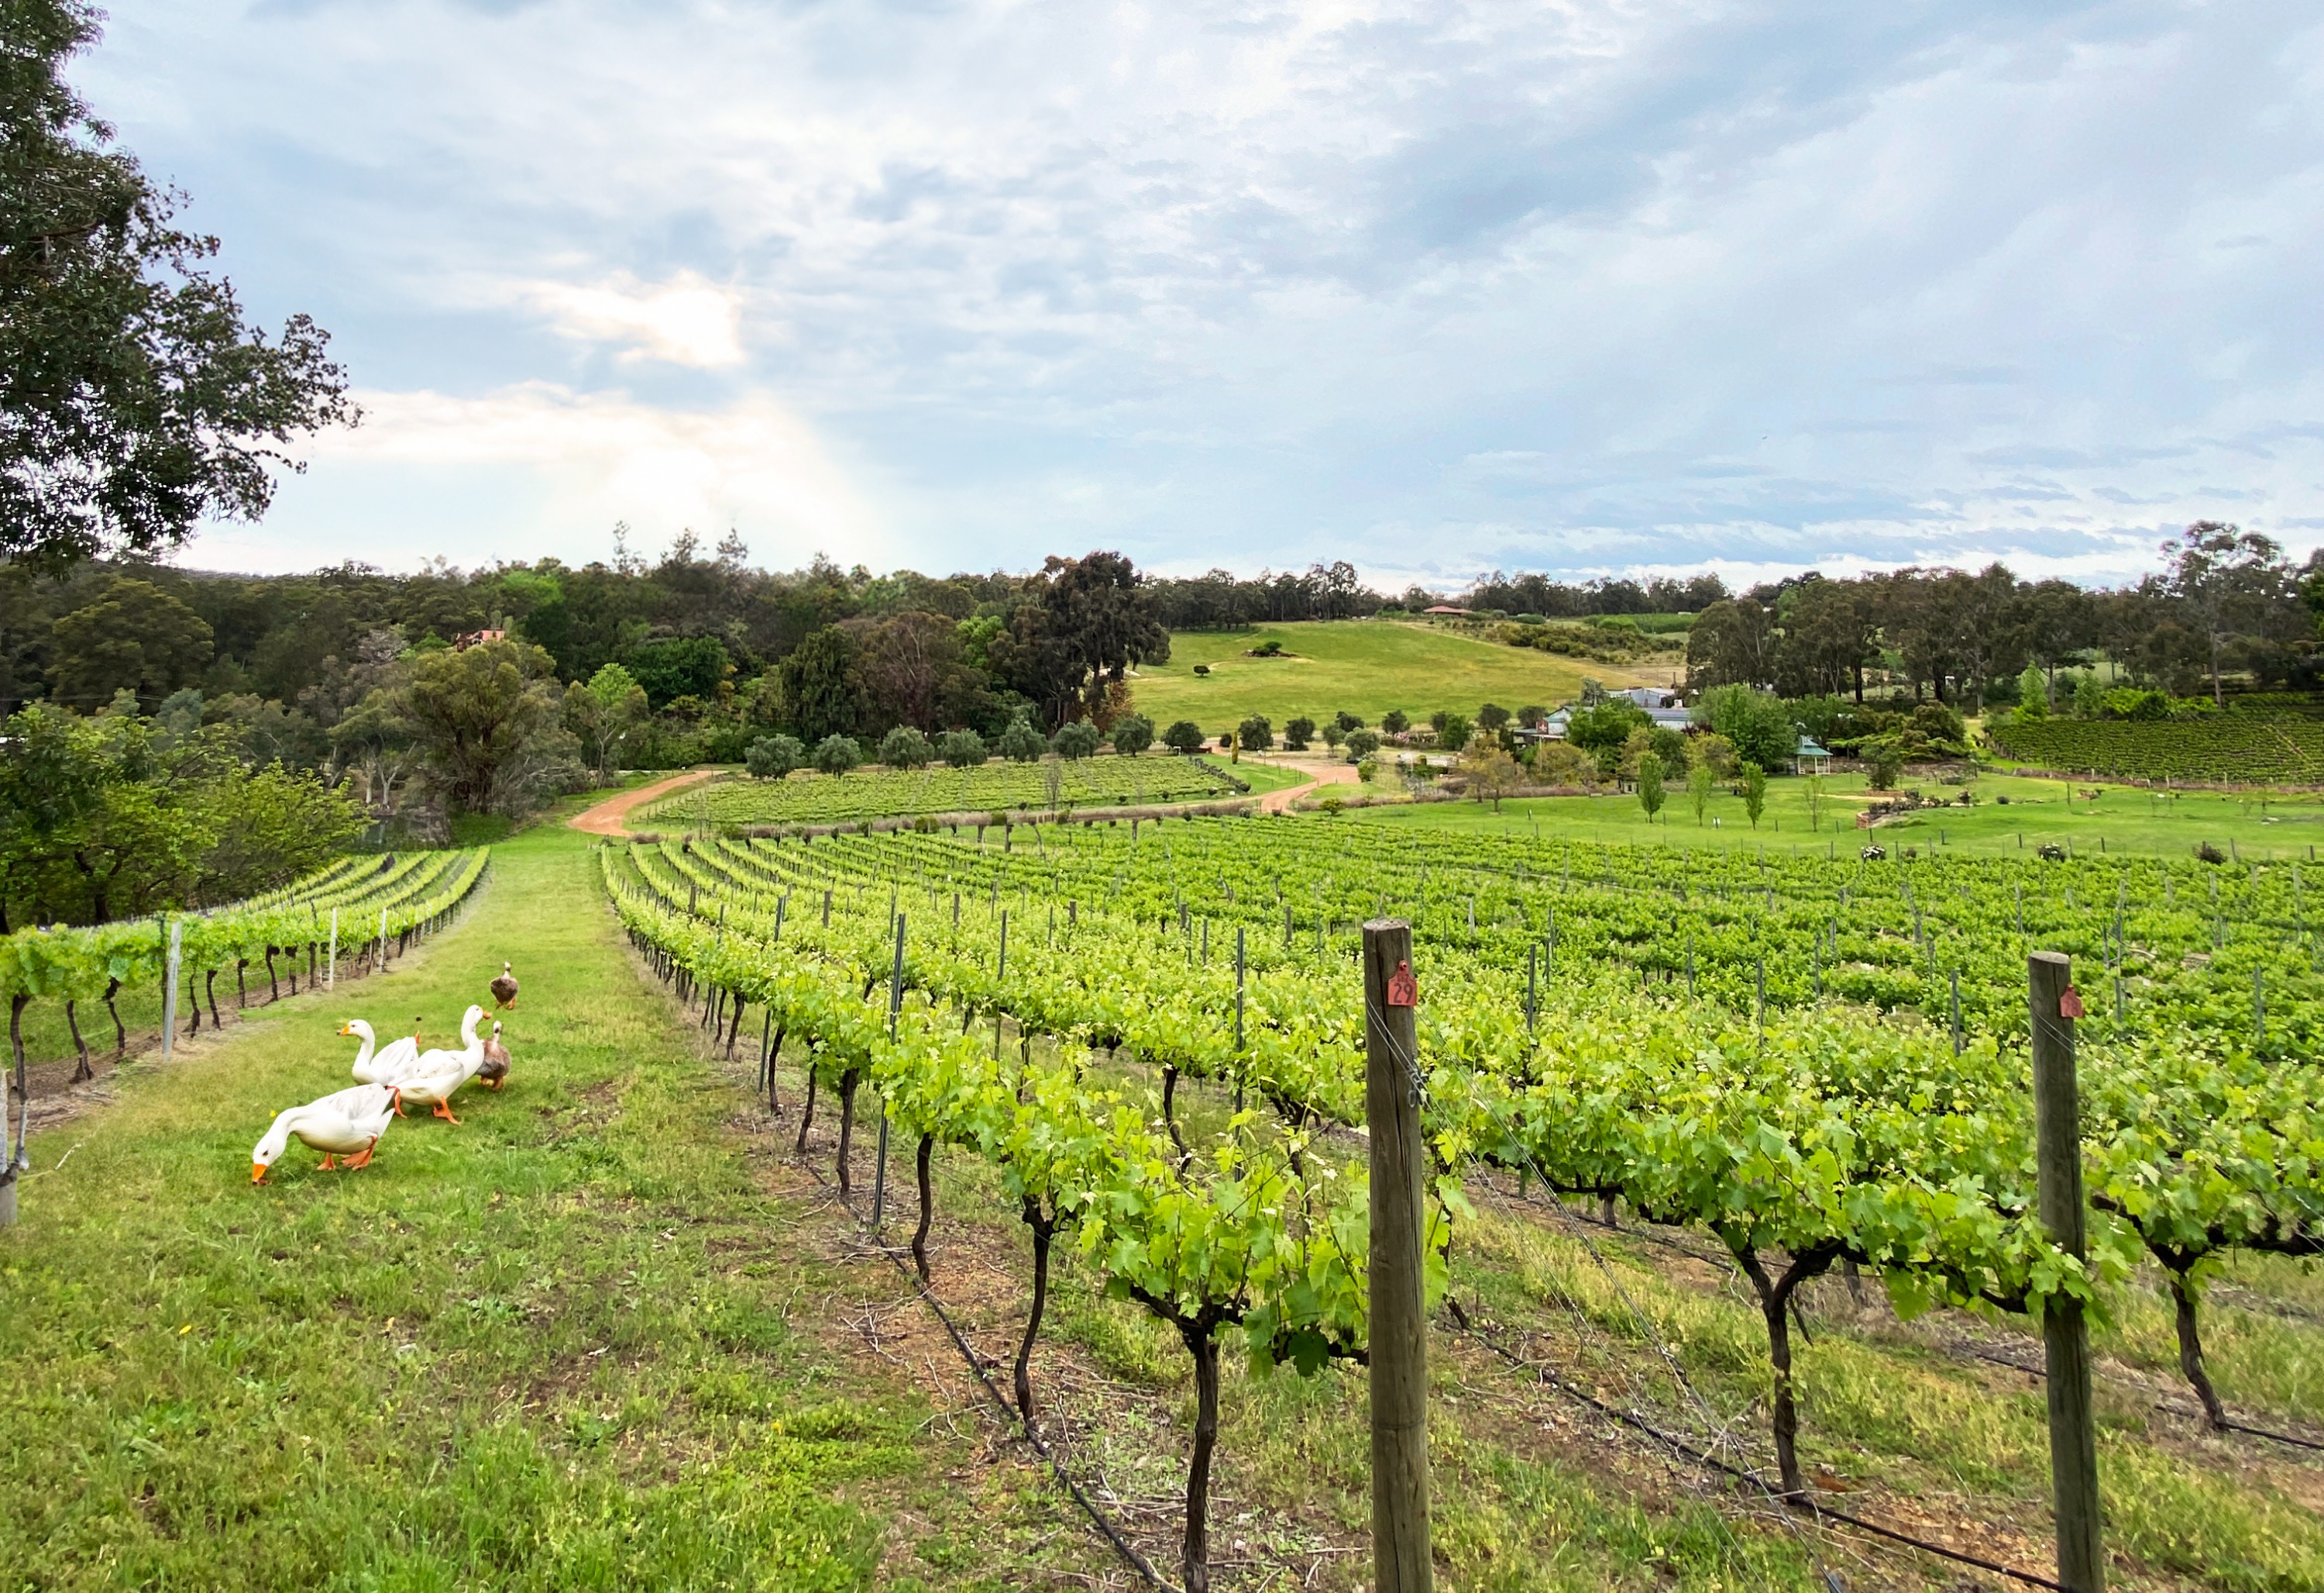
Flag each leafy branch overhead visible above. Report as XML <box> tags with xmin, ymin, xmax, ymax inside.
<box><xmin>0</xmin><ymin>0</ymin><xmax>355</xmax><ymax>571</ymax></box>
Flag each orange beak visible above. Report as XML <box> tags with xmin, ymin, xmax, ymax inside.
<box><xmin>251</xmin><ymin>1161</ymin><xmax>269</xmax><ymax>1184</ymax></box>
<box><xmin>336</xmin><ymin>1024</ymin><xmax>353</xmax><ymax>1036</ymax></box>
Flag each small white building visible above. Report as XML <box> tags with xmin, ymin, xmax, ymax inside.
<box><xmin>1525</xmin><ymin>688</ymin><xmax>1691</xmax><ymax>741</ymax></box>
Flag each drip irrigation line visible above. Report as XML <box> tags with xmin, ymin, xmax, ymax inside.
<box><xmin>2227</xmin><ymin>1418</ymin><xmax>2324</xmax><ymax>1452</ymax></box>
<box><xmin>1960</xmin><ymin>1344</ymin><xmax>2324</xmax><ymax>1453</ymax></box>
<box><xmin>1459</xmin><ymin>1318</ymin><xmax>2068</xmax><ymax>1593</ymax></box>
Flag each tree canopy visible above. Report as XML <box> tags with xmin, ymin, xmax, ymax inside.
<box><xmin>1</xmin><ymin>2</ymin><xmax>354</xmax><ymax>570</ymax></box>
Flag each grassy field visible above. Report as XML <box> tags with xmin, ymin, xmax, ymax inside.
<box><xmin>1132</xmin><ymin>619</ymin><xmax>1663</xmax><ymax>732</ymax></box>
<box><xmin>18</xmin><ymin>790</ymin><xmax>2324</xmax><ymax>1591</ymax></box>
<box><xmin>1344</xmin><ymin>767</ymin><xmax>2324</xmax><ymax>858</ymax></box>
<box><xmin>0</xmin><ymin>814</ymin><xmax>1109</xmax><ymax>1589</ymax></box>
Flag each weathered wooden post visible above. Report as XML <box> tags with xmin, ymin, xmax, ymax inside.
<box><xmin>2030</xmin><ymin>950</ymin><xmax>2104</xmax><ymax>1593</ymax></box>
<box><xmin>875</xmin><ymin>913</ymin><xmax>903</xmax><ymax>1228</ymax></box>
<box><xmin>327</xmin><ymin>907</ymin><xmax>339</xmax><ymax>991</ymax></box>
<box><xmin>1363</xmin><ymin>919</ymin><xmax>1432</xmax><ymax>1593</ymax></box>
<box><xmin>161</xmin><ymin>919</ymin><xmax>182</xmax><ymax>1064</ymax></box>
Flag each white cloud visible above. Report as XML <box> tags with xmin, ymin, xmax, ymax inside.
<box><xmin>289</xmin><ymin>382</ymin><xmax>885</xmax><ymax>567</ymax></box>
<box><xmin>77</xmin><ymin>2</ymin><xmax>2324</xmax><ymax>580</ymax></box>
<box><xmin>518</xmin><ymin>271</ymin><xmax>747</xmax><ymax>368</ymax></box>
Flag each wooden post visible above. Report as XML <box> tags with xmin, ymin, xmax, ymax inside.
<box><xmin>2029</xmin><ymin>951</ymin><xmax>2104</xmax><ymax>1593</ymax></box>
<box><xmin>1234</xmin><ymin>926</ymin><xmax>1246</xmax><ymax>1058</ymax></box>
<box><xmin>160</xmin><ymin>919</ymin><xmax>182</xmax><ymax>1064</ymax></box>
<box><xmin>875</xmin><ymin>913</ymin><xmax>902</xmax><ymax>1228</ymax></box>
<box><xmin>327</xmin><ymin>908</ymin><xmax>338</xmax><ymax>991</ymax></box>
<box><xmin>1363</xmin><ymin>919</ymin><xmax>1432</xmax><ymax>1593</ymax></box>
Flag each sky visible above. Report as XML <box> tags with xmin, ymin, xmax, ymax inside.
<box><xmin>74</xmin><ymin>0</ymin><xmax>2324</xmax><ymax>590</ymax></box>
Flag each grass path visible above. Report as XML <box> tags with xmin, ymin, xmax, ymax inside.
<box><xmin>0</xmin><ymin>821</ymin><xmax>1099</xmax><ymax>1590</ymax></box>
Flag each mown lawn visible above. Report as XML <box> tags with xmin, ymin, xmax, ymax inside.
<box><xmin>0</xmin><ymin>822</ymin><xmax>1101</xmax><ymax>1591</ymax></box>
<box><xmin>1133</xmin><ymin>620</ymin><xmax>1662</xmax><ymax>732</ymax></box>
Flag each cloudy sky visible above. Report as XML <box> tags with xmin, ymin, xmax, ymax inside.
<box><xmin>78</xmin><ymin>0</ymin><xmax>2324</xmax><ymax>588</ymax></box>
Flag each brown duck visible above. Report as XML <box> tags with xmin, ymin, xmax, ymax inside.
<box><xmin>489</xmin><ymin>962</ymin><xmax>519</xmax><ymax>1010</ymax></box>
<box><xmin>478</xmin><ymin>1020</ymin><xmax>511</xmax><ymax>1091</ymax></box>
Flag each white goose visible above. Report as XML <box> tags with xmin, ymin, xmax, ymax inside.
<box><xmin>342</xmin><ymin>1018</ymin><xmax>424</xmax><ymax>1086</ymax></box>
<box><xmin>396</xmin><ymin>1004</ymin><xmax>488</xmax><ymax>1124</ymax></box>
<box><xmin>253</xmin><ymin>1082</ymin><xmax>400</xmax><ymax>1182</ymax></box>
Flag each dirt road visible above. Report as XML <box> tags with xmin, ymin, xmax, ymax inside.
<box><xmin>1257</xmin><ymin>758</ymin><xmax>1363</xmax><ymax>814</ymax></box>
<box><xmin>569</xmin><ymin>769</ymin><xmax>719</xmax><ymax>837</ymax></box>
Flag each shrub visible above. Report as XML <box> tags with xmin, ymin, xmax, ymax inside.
<box><xmin>744</xmin><ymin>734</ymin><xmax>804</xmax><ymax>779</ymax></box>
<box><xmin>1334</xmin><ymin>710</ymin><xmax>1364</xmax><ymax>732</ymax></box>
<box><xmin>1191</xmin><ymin>663</ymin><xmax>1211</xmax><ymax>676</ymax></box>
<box><xmin>1237</xmin><ymin>714</ymin><xmax>1274</xmax><ymax>752</ymax></box>
<box><xmin>1437</xmin><ymin>713</ymin><xmax>1473</xmax><ymax>754</ymax></box>
<box><xmin>1381</xmin><ymin>710</ymin><xmax>1410</xmax><ymax>735</ymax></box>
<box><xmin>1283</xmin><ymin>716</ymin><xmax>1315</xmax><ymax>751</ymax></box>
<box><xmin>1694</xmin><ymin>684</ymin><xmax>1795</xmax><ymax>772</ymax></box>
<box><xmin>1110</xmin><ymin>714</ymin><xmax>1154</xmax><ymax>756</ymax></box>
<box><xmin>1464</xmin><ymin>747</ymin><xmax>1526</xmax><ymax>810</ymax></box>
<box><xmin>1566</xmin><ymin>699</ymin><xmax>1650</xmax><ymax>762</ymax></box>
<box><xmin>1050</xmin><ymin>720</ymin><xmax>1102</xmax><ymax>759</ymax></box>
<box><xmin>1531</xmin><ymin>741</ymin><xmax>1596</xmax><ymax>787</ymax></box>
<box><xmin>997</xmin><ymin>717</ymin><xmax>1047</xmax><ymax>762</ymax></box>
<box><xmin>813</xmin><ymin>734</ymin><xmax>862</xmax><ymax>775</ymax></box>
<box><xmin>1344</xmin><ymin>728</ymin><xmax>1381</xmax><ymax>760</ymax></box>
<box><xmin>879</xmin><ymin>725</ymin><xmax>933</xmax><ymax>769</ymax></box>
<box><xmin>1356</xmin><ymin>758</ymin><xmax>1379</xmax><ymax>783</ymax></box>
<box><xmin>1320</xmin><ymin>722</ymin><xmax>1345</xmax><ymax>751</ymax></box>
<box><xmin>936</xmin><ymin>728</ymin><xmax>986</xmax><ymax>768</ymax></box>
<box><xmin>1162</xmin><ymin>719</ymin><xmax>1207</xmax><ymax>755</ymax></box>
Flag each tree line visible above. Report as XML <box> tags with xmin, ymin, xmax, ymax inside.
<box><xmin>1684</xmin><ymin>525</ymin><xmax>2324</xmax><ymax>707</ymax></box>
<box><xmin>1143</xmin><ymin>562</ymin><xmax>1733</xmax><ymax>628</ymax></box>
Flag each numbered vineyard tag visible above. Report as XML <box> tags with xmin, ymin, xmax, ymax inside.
<box><xmin>1387</xmin><ymin>962</ymin><xmax>1418</xmax><ymax>1007</ymax></box>
<box><xmin>2058</xmin><ymin>985</ymin><xmax>2085</xmax><ymax>1019</ymax></box>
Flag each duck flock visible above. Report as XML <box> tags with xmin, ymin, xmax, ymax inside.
<box><xmin>251</xmin><ymin>963</ymin><xmax>519</xmax><ymax>1184</ymax></box>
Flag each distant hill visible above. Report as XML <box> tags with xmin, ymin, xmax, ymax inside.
<box><xmin>1129</xmin><ymin>618</ymin><xmax>1667</xmax><ymax>733</ymax></box>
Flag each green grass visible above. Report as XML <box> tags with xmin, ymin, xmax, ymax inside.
<box><xmin>1133</xmin><ymin>619</ymin><xmax>1662</xmax><ymax>732</ymax></box>
<box><xmin>0</xmin><ymin>822</ymin><xmax>1104</xmax><ymax>1589</ymax></box>
<box><xmin>638</xmin><ymin>754</ymin><xmax>1243</xmax><ymax>830</ymax></box>
<box><xmin>1212</xmin><ymin>756</ymin><xmax>1315</xmax><ymax>795</ymax></box>
<box><xmin>1345</xmin><ymin>769</ymin><xmax>2324</xmax><ymax>859</ymax></box>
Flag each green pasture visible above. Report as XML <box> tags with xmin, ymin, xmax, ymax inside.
<box><xmin>1345</xmin><ymin>768</ymin><xmax>2324</xmax><ymax>860</ymax></box>
<box><xmin>0</xmin><ymin>815</ymin><xmax>1106</xmax><ymax>1589</ymax></box>
<box><xmin>1133</xmin><ymin>618</ymin><xmax>1662</xmax><ymax>731</ymax></box>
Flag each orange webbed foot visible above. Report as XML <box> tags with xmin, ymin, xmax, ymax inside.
<box><xmin>432</xmin><ymin>1100</ymin><xmax>462</xmax><ymax>1124</ymax></box>
<box><xmin>318</xmin><ymin>1154</ymin><xmax>340</xmax><ymax>1171</ymax></box>
<box><xmin>343</xmin><ymin>1140</ymin><xmax>376</xmax><ymax>1171</ymax></box>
